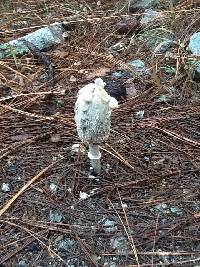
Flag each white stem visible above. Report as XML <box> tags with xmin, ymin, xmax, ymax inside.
<box><xmin>88</xmin><ymin>144</ymin><xmax>101</xmax><ymax>175</ymax></box>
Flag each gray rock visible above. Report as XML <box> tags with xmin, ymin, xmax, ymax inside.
<box><xmin>144</xmin><ymin>156</ymin><xmax>150</xmax><ymax>162</ymax></box>
<box><xmin>108</xmin><ymin>42</ymin><xmax>126</xmax><ymax>54</ymax></box>
<box><xmin>195</xmin><ymin>62</ymin><xmax>200</xmax><ymax>73</ymax></box>
<box><xmin>17</xmin><ymin>260</ymin><xmax>27</xmax><ymax>267</ymax></box>
<box><xmin>110</xmin><ymin>235</ymin><xmax>129</xmax><ymax>254</ymax></box>
<box><xmin>155</xmin><ymin>94</ymin><xmax>172</xmax><ymax>103</ymax></box>
<box><xmin>0</xmin><ymin>23</ymin><xmax>64</xmax><ymax>58</ymax></box>
<box><xmin>188</xmin><ymin>32</ymin><xmax>200</xmax><ymax>55</ymax></box>
<box><xmin>49</xmin><ymin>182</ymin><xmax>57</xmax><ymax>193</ymax></box>
<box><xmin>104</xmin><ymin>262</ymin><xmax>116</xmax><ymax>267</ymax></box>
<box><xmin>153</xmin><ymin>158</ymin><xmax>165</xmax><ymax>165</ymax></box>
<box><xmin>141</xmin><ymin>9</ymin><xmax>161</xmax><ymax>26</ymax></box>
<box><xmin>192</xmin><ymin>202</ymin><xmax>200</xmax><ymax>212</ymax></box>
<box><xmin>48</xmin><ymin>210</ymin><xmax>62</xmax><ymax>223</ymax></box>
<box><xmin>57</xmin><ymin>238</ymin><xmax>76</xmax><ymax>252</ymax></box>
<box><xmin>128</xmin><ymin>59</ymin><xmax>150</xmax><ymax>75</ymax></box>
<box><xmin>69</xmin><ymin>75</ymin><xmax>77</xmax><ymax>82</ymax></box>
<box><xmin>1</xmin><ymin>182</ymin><xmax>10</xmax><ymax>193</ymax></box>
<box><xmin>139</xmin><ymin>28</ymin><xmax>175</xmax><ymax>53</ymax></box>
<box><xmin>188</xmin><ymin>32</ymin><xmax>200</xmax><ymax>81</ymax></box>
<box><xmin>144</xmin><ymin>142</ymin><xmax>155</xmax><ymax>149</ymax></box>
<box><xmin>154</xmin><ymin>39</ymin><xmax>175</xmax><ymax>53</ymax></box>
<box><xmin>170</xmin><ymin>206</ymin><xmax>183</xmax><ymax>215</ymax></box>
<box><xmin>129</xmin><ymin>0</ymin><xmax>160</xmax><ymax>11</ymax></box>
<box><xmin>135</xmin><ymin>110</ymin><xmax>145</xmax><ymax>118</ymax></box>
<box><xmin>100</xmin><ymin>256</ymin><xmax>117</xmax><ymax>267</ymax></box>
<box><xmin>102</xmin><ymin>219</ymin><xmax>118</xmax><ymax>233</ymax></box>
<box><xmin>153</xmin><ymin>203</ymin><xmax>169</xmax><ymax>214</ymax></box>
<box><xmin>112</xmin><ymin>70</ymin><xmax>130</xmax><ymax>79</ymax></box>
<box><xmin>158</xmin><ymin>249</ymin><xmax>170</xmax><ymax>264</ymax></box>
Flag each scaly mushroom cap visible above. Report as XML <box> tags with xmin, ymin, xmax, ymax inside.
<box><xmin>75</xmin><ymin>78</ymin><xmax>118</xmax><ymax>144</ymax></box>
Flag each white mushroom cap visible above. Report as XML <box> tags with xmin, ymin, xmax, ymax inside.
<box><xmin>94</xmin><ymin>78</ymin><xmax>106</xmax><ymax>87</ymax></box>
<box><xmin>75</xmin><ymin>78</ymin><xmax>118</xmax><ymax>144</ymax></box>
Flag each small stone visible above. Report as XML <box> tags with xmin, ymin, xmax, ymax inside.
<box><xmin>144</xmin><ymin>143</ymin><xmax>155</xmax><ymax>149</ymax></box>
<box><xmin>1</xmin><ymin>182</ymin><xmax>10</xmax><ymax>193</ymax></box>
<box><xmin>135</xmin><ymin>110</ymin><xmax>144</xmax><ymax>118</ymax></box>
<box><xmin>144</xmin><ymin>156</ymin><xmax>150</xmax><ymax>162</ymax></box>
<box><xmin>155</xmin><ymin>94</ymin><xmax>172</xmax><ymax>103</ymax></box>
<box><xmin>121</xmin><ymin>203</ymin><xmax>128</xmax><ymax>209</ymax></box>
<box><xmin>159</xmin><ymin>203</ymin><xmax>167</xmax><ymax>209</ymax></box>
<box><xmin>154</xmin><ymin>203</ymin><xmax>169</xmax><ymax>214</ymax></box>
<box><xmin>52</xmin><ymin>154</ymin><xmax>63</xmax><ymax>161</ymax></box>
<box><xmin>116</xmin><ymin>17</ymin><xmax>139</xmax><ymax>35</ymax></box>
<box><xmin>50</xmin><ymin>134</ymin><xmax>62</xmax><ymax>143</ymax></box>
<box><xmin>110</xmin><ymin>235</ymin><xmax>129</xmax><ymax>254</ymax></box>
<box><xmin>188</xmin><ymin>32</ymin><xmax>200</xmax><ymax>55</ymax></box>
<box><xmin>104</xmin><ymin>163</ymin><xmax>111</xmax><ymax>173</ymax></box>
<box><xmin>112</xmin><ymin>70</ymin><xmax>129</xmax><ymax>79</ymax></box>
<box><xmin>108</xmin><ymin>42</ymin><xmax>126</xmax><ymax>54</ymax></box>
<box><xmin>191</xmin><ymin>203</ymin><xmax>200</xmax><ymax>212</ymax></box>
<box><xmin>104</xmin><ymin>261</ymin><xmax>116</xmax><ymax>267</ymax></box>
<box><xmin>154</xmin><ymin>39</ymin><xmax>175</xmax><ymax>54</ymax></box>
<box><xmin>126</xmin><ymin>84</ymin><xmax>137</xmax><ymax>97</ymax></box>
<box><xmin>67</xmin><ymin>187</ymin><xmax>72</xmax><ymax>193</ymax></box>
<box><xmin>88</xmin><ymin>174</ymin><xmax>96</xmax><ymax>179</ymax></box>
<box><xmin>52</xmin><ymin>155</ymin><xmax>59</xmax><ymax>161</ymax></box>
<box><xmin>74</xmin><ymin>61</ymin><xmax>81</xmax><ymax>66</ymax></box>
<box><xmin>188</xmin><ymin>32</ymin><xmax>200</xmax><ymax>81</ymax></box>
<box><xmin>104</xmin><ymin>78</ymin><xmax>127</xmax><ymax>102</ymax></box>
<box><xmin>17</xmin><ymin>260</ymin><xmax>27</xmax><ymax>267</ymax></box>
<box><xmin>90</xmin><ymin>188</ymin><xmax>98</xmax><ymax>194</ymax></box>
<box><xmin>62</xmin><ymin>31</ymin><xmax>70</xmax><ymax>38</ymax></box>
<box><xmin>129</xmin><ymin>0</ymin><xmax>160</xmax><ymax>12</ymax></box>
<box><xmin>170</xmin><ymin>206</ymin><xmax>182</xmax><ymax>215</ymax></box>
<box><xmin>49</xmin><ymin>182</ymin><xmax>57</xmax><ymax>192</ymax></box>
<box><xmin>154</xmin><ymin>158</ymin><xmax>165</xmax><ymax>166</ymax></box>
<box><xmin>79</xmin><ymin>191</ymin><xmax>90</xmax><ymax>200</ymax></box>
<box><xmin>71</xmin><ymin>143</ymin><xmax>86</xmax><ymax>154</ymax></box>
<box><xmin>55</xmin><ymin>100</ymin><xmax>64</xmax><ymax>109</ymax></box>
<box><xmin>48</xmin><ymin>210</ymin><xmax>62</xmax><ymax>223</ymax></box>
<box><xmin>140</xmin><ymin>9</ymin><xmax>161</xmax><ymax>26</ymax></box>
<box><xmin>57</xmin><ymin>238</ymin><xmax>76</xmax><ymax>252</ymax></box>
<box><xmin>128</xmin><ymin>59</ymin><xmax>150</xmax><ymax>76</ymax></box>
<box><xmin>139</xmin><ymin>29</ymin><xmax>174</xmax><ymax>53</ymax></box>
<box><xmin>102</xmin><ymin>219</ymin><xmax>118</xmax><ymax>233</ymax></box>
<box><xmin>69</xmin><ymin>75</ymin><xmax>77</xmax><ymax>82</ymax></box>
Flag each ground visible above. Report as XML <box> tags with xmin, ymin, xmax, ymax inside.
<box><xmin>0</xmin><ymin>1</ymin><xmax>200</xmax><ymax>266</ymax></box>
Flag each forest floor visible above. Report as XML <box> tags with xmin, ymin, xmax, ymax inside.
<box><xmin>0</xmin><ymin>1</ymin><xmax>200</xmax><ymax>266</ymax></box>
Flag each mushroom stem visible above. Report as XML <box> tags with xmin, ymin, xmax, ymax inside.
<box><xmin>88</xmin><ymin>144</ymin><xmax>101</xmax><ymax>175</ymax></box>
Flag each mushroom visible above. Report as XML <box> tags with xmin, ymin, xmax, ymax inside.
<box><xmin>74</xmin><ymin>78</ymin><xmax>118</xmax><ymax>174</ymax></box>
